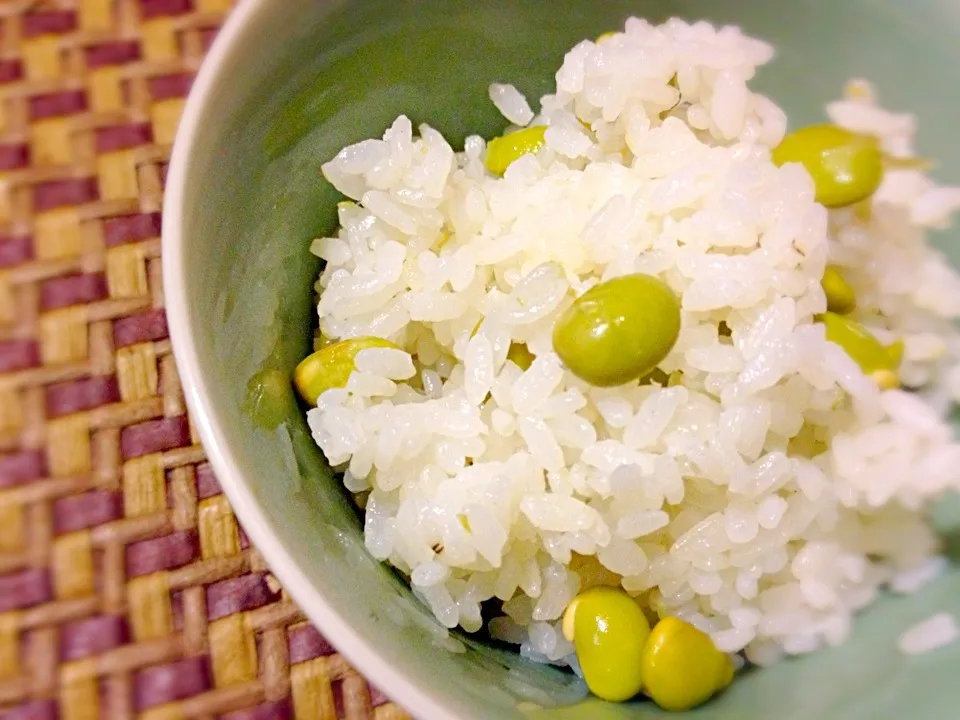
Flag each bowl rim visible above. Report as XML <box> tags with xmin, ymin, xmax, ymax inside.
<box><xmin>162</xmin><ymin>2</ymin><xmax>457</xmax><ymax>717</ymax></box>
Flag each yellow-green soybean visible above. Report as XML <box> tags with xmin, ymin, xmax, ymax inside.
<box><xmin>641</xmin><ymin>616</ymin><xmax>735</xmax><ymax>711</ymax></box>
<box><xmin>313</xmin><ymin>328</ymin><xmax>336</xmax><ymax>352</ymax></box>
<box><xmin>821</xmin><ymin>266</ymin><xmax>857</xmax><ymax>315</ymax></box>
<box><xmin>243</xmin><ymin>368</ymin><xmax>294</xmax><ymax>430</ymax></box>
<box><xmin>294</xmin><ymin>336</ymin><xmax>398</xmax><ymax>405</ymax></box>
<box><xmin>507</xmin><ymin>342</ymin><xmax>535</xmax><ymax>371</ymax></box>
<box><xmin>817</xmin><ymin>311</ymin><xmax>901</xmax><ymax>388</ymax></box>
<box><xmin>485</xmin><ymin>126</ymin><xmax>547</xmax><ymax>176</ymax></box>
<box><xmin>552</xmin><ymin>274</ymin><xmax>681</xmax><ymax>387</ymax></box>
<box><xmin>563</xmin><ymin>587</ymin><xmax>650</xmax><ymax>703</ymax></box>
<box><xmin>771</xmin><ymin>124</ymin><xmax>883</xmax><ymax>208</ymax></box>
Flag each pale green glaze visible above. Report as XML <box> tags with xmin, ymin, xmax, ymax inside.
<box><xmin>171</xmin><ymin>1</ymin><xmax>960</xmax><ymax>717</ymax></box>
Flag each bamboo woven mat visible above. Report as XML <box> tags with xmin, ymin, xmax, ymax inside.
<box><xmin>0</xmin><ymin>1</ymin><xmax>411</xmax><ymax>718</ymax></box>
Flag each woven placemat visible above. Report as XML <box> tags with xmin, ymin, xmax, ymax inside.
<box><xmin>0</xmin><ymin>2</ymin><xmax>411</xmax><ymax>718</ymax></box>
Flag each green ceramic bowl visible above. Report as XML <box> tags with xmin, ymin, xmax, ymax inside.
<box><xmin>163</xmin><ymin>1</ymin><xmax>960</xmax><ymax>717</ymax></box>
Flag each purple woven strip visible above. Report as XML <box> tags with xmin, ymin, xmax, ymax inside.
<box><xmin>0</xmin><ymin>59</ymin><xmax>23</xmax><ymax>84</ymax></box>
<box><xmin>29</xmin><ymin>91</ymin><xmax>88</xmax><ymax>121</ymax></box>
<box><xmin>0</xmin><ymin>450</ymin><xmax>47</xmax><ymax>487</ymax></box>
<box><xmin>85</xmin><ymin>41</ymin><xmax>141</xmax><ymax>69</ymax></box>
<box><xmin>104</xmin><ymin>213</ymin><xmax>162</xmax><ymax>247</ymax></box>
<box><xmin>222</xmin><ymin>699</ymin><xmax>292</xmax><ymax>720</ymax></box>
<box><xmin>195</xmin><ymin>462</ymin><xmax>221</xmax><ymax>499</ymax></box>
<box><xmin>0</xmin><ymin>699</ymin><xmax>58</xmax><ymax>720</ymax></box>
<box><xmin>0</xmin><ymin>143</ymin><xmax>29</xmax><ymax>171</ymax></box>
<box><xmin>0</xmin><ymin>568</ymin><xmax>52</xmax><ymax>612</ymax></box>
<box><xmin>60</xmin><ymin>615</ymin><xmax>128</xmax><ymax>662</ymax></box>
<box><xmin>96</xmin><ymin>123</ymin><xmax>153</xmax><ymax>153</ymax></box>
<box><xmin>46</xmin><ymin>376</ymin><xmax>120</xmax><ymax>418</ymax></box>
<box><xmin>206</xmin><ymin>573</ymin><xmax>280</xmax><ymax>622</ymax></box>
<box><xmin>33</xmin><ymin>177</ymin><xmax>99</xmax><ymax>212</ymax></box>
<box><xmin>120</xmin><ymin>416</ymin><xmax>190</xmax><ymax>459</ymax></box>
<box><xmin>0</xmin><ymin>340</ymin><xmax>40</xmax><ymax>373</ymax></box>
<box><xmin>53</xmin><ymin>490</ymin><xmax>123</xmax><ymax>535</ymax></box>
<box><xmin>126</xmin><ymin>530</ymin><xmax>199</xmax><ymax>577</ymax></box>
<box><xmin>201</xmin><ymin>27</ymin><xmax>219</xmax><ymax>52</ymax></box>
<box><xmin>40</xmin><ymin>273</ymin><xmax>109</xmax><ymax>311</ymax></box>
<box><xmin>127</xmin><ymin>530</ymin><xmax>200</xmax><ymax>577</ymax></box>
<box><xmin>22</xmin><ymin>11</ymin><xmax>77</xmax><ymax>37</ymax></box>
<box><xmin>140</xmin><ymin>0</ymin><xmax>194</xmax><ymax>20</ymax></box>
<box><xmin>140</xmin><ymin>0</ymin><xmax>193</xmax><ymax>20</ymax></box>
<box><xmin>113</xmin><ymin>308</ymin><xmax>168</xmax><ymax>346</ymax></box>
<box><xmin>134</xmin><ymin>656</ymin><xmax>211</xmax><ymax>710</ymax></box>
<box><xmin>287</xmin><ymin>624</ymin><xmax>335</xmax><ymax>665</ymax></box>
<box><xmin>150</xmin><ymin>73</ymin><xmax>194</xmax><ymax>101</ymax></box>
<box><xmin>0</xmin><ymin>235</ymin><xmax>33</xmax><ymax>268</ymax></box>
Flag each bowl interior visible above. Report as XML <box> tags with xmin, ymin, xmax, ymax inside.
<box><xmin>169</xmin><ymin>1</ymin><xmax>960</xmax><ymax>717</ymax></box>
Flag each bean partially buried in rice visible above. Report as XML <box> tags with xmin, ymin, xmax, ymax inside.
<box><xmin>304</xmin><ymin>16</ymin><xmax>960</xmax><ymax>707</ymax></box>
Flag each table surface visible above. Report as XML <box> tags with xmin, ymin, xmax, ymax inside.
<box><xmin>0</xmin><ymin>2</ymin><xmax>410</xmax><ymax>718</ymax></box>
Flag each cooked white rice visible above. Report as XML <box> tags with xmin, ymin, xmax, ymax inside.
<box><xmin>307</xmin><ymin>18</ymin><xmax>960</xmax><ymax>668</ymax></box>
<box><xmin>898</xmin><ymin>613</ymin><xmax>959</xmax><ymax>655</ymax></box>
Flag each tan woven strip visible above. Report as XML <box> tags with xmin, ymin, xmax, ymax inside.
<box><xmin>123</xmin><ymin>453</ymin><xmax>166</xmax><ymax>517</ymax></box>
<box><xmin>0</xmin><ymin>612</ymin><xmax>19</xmax><ymax>679</ymax></box>
<box><xmin>209</xmin><ymin>613</ymin><xmax>257</xmax><ymax>687</ymax></box>
<box><xmin>52</xmin><ymin>530</ymin><xmax>95</xmax><ymax>600</ymax></box>
<box><xmin>291</xmin><ymin>657</ymin><xmax>338</xmax><ymax>720</ymax></box>
<box><xmin>127</xmin><ymin>573</ymin><xmax>173</xmax><ymax>642</ymax></box>
<box><xmin>197</xmin><ymin>495</ymin><xmax>239</xmax><ymax>559</ymax></box>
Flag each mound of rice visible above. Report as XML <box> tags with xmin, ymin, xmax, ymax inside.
<box><xmin>307</xmin><ymin>18</ymin><xmax>960</xmax><ymax>668</ymax></box>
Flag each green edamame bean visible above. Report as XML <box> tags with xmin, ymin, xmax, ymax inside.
<box><xmin>886</xmin><ymin>338</ymin><xmax>904</xmax><ymax>368</ymax></box>
<box><xmin>771</xmin><ymin>125</ymin><xmax>883</xmax><ymax>208</ymax></box>
<box><xmin>294</xmin><ymin>336</ymin><xmax>398</xmax><ymax>406</ymax></box>
<box><xmin>552</xmin><ymin>274</ymin><xmax>681</xmax><ymax>387</ymax></box>
<box><xmin>244</xmin><ymin>368</ymin><xmax>295</xmax><ymax>430</ymax></box>
<box><xmin>642</xmin><ymin>616</ymin><xmax>735</xmax><ymax>711</ymax></box>
<box><xmin>821</xmin><ymin>266</ymin><xmax>857</xmax><ymax>315</ymax></box>
<box><xmin>817</xmin><ymin>311</ymin><xmax>901</xmax><ymax>389</ymax></box>
<box><xmin>485</xmin><ymin>126</ymin><xmax>547</xmax><ymax>176</ymax></box>
<box><xmin>507</xmin><ymin>342</ymin><xmax>535</xmax><ymax>371</ymax></box>
<box><xmin>562</xmin><ymin>587</ymin><xmax>650</xmax><ymax>703</ymax></box>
